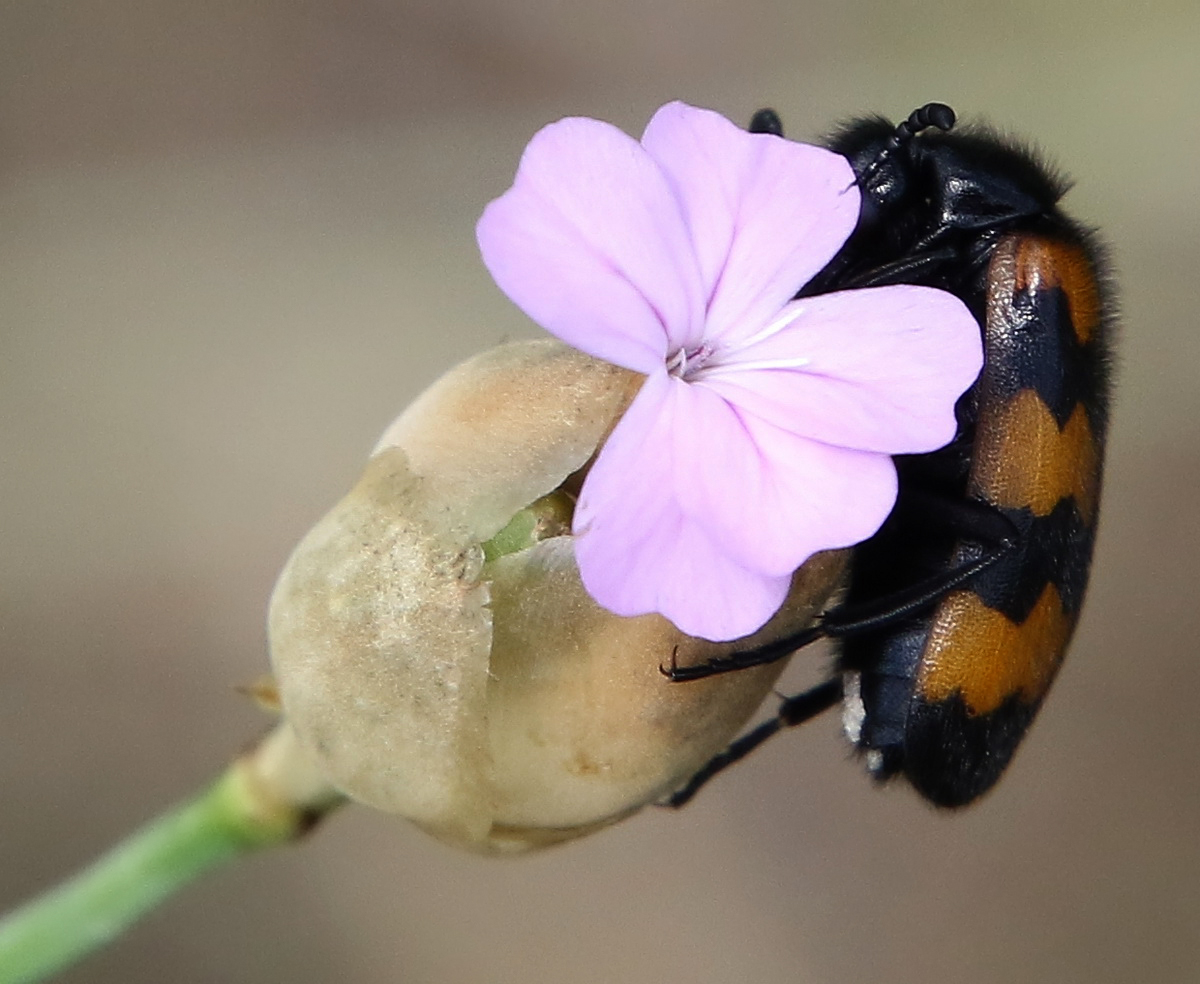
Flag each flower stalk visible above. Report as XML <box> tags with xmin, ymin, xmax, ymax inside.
<box><xmin>0</xmin><ymin>725</ymin><xmax>344</xmax><ymax>984</ymax></box>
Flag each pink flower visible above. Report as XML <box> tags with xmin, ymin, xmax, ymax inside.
<box><xmin>476</xmin><ymin>101</ymin><xmax>983</xmax><ymax>642</ymax></box>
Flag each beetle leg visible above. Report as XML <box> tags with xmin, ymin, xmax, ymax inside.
<box><xmin>663</xmin><ymin>498</ymin><xmax>1017</xmax><ymax>682</ymax></box>
<box><xmin>663</xmin><ymin>679</ymin><xmax>843</xmax><ymax>808</ymax></box>
<box><xmin>800</xmin><ymin>246</ymin><xmax>961</xmax><ymax>295</ymax></box>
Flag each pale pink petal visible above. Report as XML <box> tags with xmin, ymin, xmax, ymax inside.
<box><xmin>641</xmin><ymin>102</ymin><xmax>860</xmax><ymax>344</ymax></box>
<box><xmin>477</xmin><ymin>116</ymin><xmax>705</xmax><ymax>373</ymax></box>
<box><xmin>672</xmin><ymin>384</ymin><xmax>899</xmax><ymax>576</ymax></box>
<box><xmin>647</xmin><ymin>526</ymin><xmax>793</xmax><ymax>642</ymax></box>
<box><xmin>702</xmin><ymin>285</ymin><xmax>983</xmax><ymax>453</ymax></box>
<box><xmin>573</xmin><ymin>372</ymin><xmax>792</xmax><ymax>641</ymax></box>
<box><xmin>577</xmin><ymin>502</ymin><xmax>793</xmax><ymax>642</ymax></box>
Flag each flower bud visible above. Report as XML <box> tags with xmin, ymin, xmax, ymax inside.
<box><xmin>268</xmin><ymin>340</ymin><xmax>846</xmax><ymax>853</ymax></box>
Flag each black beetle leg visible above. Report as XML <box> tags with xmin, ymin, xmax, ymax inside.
<box><xmin>663</xmin><ymin>679</ymin><xmax>844</xmax><ymax>808</ymax></box>
<box><xmin>663</xmin><ymin>498</ymin><xmax>1018</xmax><ymax>683</ymax></box>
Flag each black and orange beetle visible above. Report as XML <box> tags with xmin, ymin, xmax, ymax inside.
<box><xmin>667</xmin><ymin>104</ymin><xmax>1113</xmax><ymax>809</ymax></box>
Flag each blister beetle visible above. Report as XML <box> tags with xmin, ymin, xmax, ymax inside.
<box><xmin>668</xmin><ymin>103</ymin><xmax>1112</xmax><ymax>809</ymax></box>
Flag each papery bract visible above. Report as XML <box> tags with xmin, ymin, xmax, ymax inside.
<box><xmin>478</xmin><ymin>101</ymin><xmax>984</xmax><ymax>641</ymax></box>
<box><xmin>268</xmin><ymin>340</ymin><xmax>850</xmax><ymax>852</ymax></box>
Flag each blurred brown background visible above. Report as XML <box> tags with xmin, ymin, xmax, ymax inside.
<box><xmin>3</xmin><ymin>2</ymin><xmax>1199</xmax><ymax>982</ymax></box>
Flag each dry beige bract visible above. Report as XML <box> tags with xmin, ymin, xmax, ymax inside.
<box><xmin>269</xmin><ymin>340</ymin><xmax>845</xmax><ymax>853</ymax></box>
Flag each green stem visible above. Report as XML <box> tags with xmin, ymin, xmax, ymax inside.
<box><xmin>0</xmin><ymin>725</ymin><xmax>343</xmax><ymax>984</ymax></box>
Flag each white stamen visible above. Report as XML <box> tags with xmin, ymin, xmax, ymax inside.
<box><xmin>690</xmin><ymin>354</ymin><xmax>811</xmax><ymax>381</ymax></box>
<box><xmin>731</xmin><ymin>301</ymin><xmax>809</xmax><ymax>351</ymax></box>
<box><xmin>666</xmin><ymin>305</ymin><xmax>812</xmax><ymax>384</ymax></box>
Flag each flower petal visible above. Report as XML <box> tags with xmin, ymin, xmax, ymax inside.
<box><xmin>641</xmin><ymin>102</ymin><xmax>860</xmax><ymax>344</ymax></box>
<box><xmin>477</xmin><ymin>116</ymin><xmax>705</xmax><ymax>373</ymax></box>
<box><xmin>702</xmin><ymin>285</ymin><xmax>983</xmax><ymax>453</ymax></box>
<box><xmin>573</xmin><ymin>372</ymin><xmax>792</xmax><ymax>641</ymax></box>
<box><xmin>672</xmin><ymin>383</ymin><xmax>899</xmax><ymax>576</ymax></box>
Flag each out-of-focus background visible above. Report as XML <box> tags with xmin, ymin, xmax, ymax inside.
<box><xmin>3</xmin><ymin>2</ymin><xmax>1199</xmax><ymax>982</ymax></box>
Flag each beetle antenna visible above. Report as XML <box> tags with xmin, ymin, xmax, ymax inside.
<box><xmin>894</xmin><ymin>102</ymin><xmax>956</xmax><ymax>145</ymax></box>
<box><xmin>860</xmin><ymin>102</ymin><xmax>956</xmax><ymax>188</ymax></box>
<box><xmin>748</xmin><ymin>107</ymin><xmax>783</xmax><ymax>136</ymax></box>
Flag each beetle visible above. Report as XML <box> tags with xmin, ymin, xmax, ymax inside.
<box><xmin>666</xmin><ymin>103</ymin><xmax>1113</xmax><ymax>809</ymax></box>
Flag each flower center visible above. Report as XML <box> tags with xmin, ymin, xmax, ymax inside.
<box><xmin>665</xmin><ymin>343</ymin><xmax>715</xmax><ymax>381</ymax></box>
<box><xmin>665</xmin><ymin>303</ymin><xmax>817</xmax><ymax>384</ymax></box>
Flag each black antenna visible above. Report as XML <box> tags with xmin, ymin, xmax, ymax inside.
<box><xmin>748</xmin><ymin>108</ymin><xmax>783</xmax><ymax>137</ymax></box>
<box><xmin>860</xmin><ymin>102</ymin><xmax>956</xmax><ymax>187</ymax></box>
<box><xmin>893</xmin><ymin>102</ymin><xmax>956</xmax><ymax>145</ymax></box>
